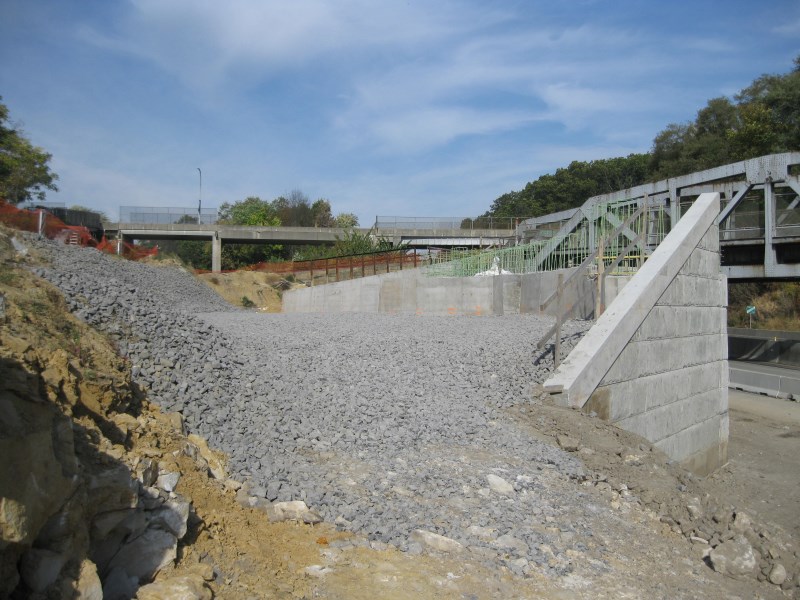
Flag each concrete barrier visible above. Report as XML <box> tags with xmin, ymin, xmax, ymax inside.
<box><xmin>543</xmin><ymin>193</ymin><xmax>728</xmax><ymax>475</ymax></box>
<box><xmin>283</xmin><ymin>266</ymin><xmax>631</xmax><ymax>317</ymax></box>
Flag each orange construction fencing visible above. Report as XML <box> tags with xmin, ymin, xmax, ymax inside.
<box><xmin>0</xmin><ymin>199</ymin><xmax>157</xmax><ymax>260</ymax></box>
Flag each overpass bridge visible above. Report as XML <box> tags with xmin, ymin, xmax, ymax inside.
<box><xmin>104</xmin><ymin>218</ymin><xmax>515</xmax><ymax>273</ymax></box>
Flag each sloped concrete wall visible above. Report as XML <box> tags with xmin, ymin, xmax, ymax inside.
<box><xmin>544</xmin><ymin>193</ymin><xmax>728</xmax><ymax>475</ymax></box>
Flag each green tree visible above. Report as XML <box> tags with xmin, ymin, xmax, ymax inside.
<box><xmin>651</xmin><ymin>57</ymin><xmax>800</xmax><ymax>177</ymax></box>
<box><xmin>0</xmin><ymin>99</ymin><xmax>59</xmax><ymax>204</ymax></box>
<box><xmin>219</xmin><ymin>196</ymin><xmax>280</xmax><ymax>226</ymax></box>
<box><xmin>334</xmin><ymin>212</ymin><xmax>359</xmax><ymax>228</ymax></box>
<box><xmin>311</xmin><ymin>198</ymin><xmax>334</xmax><ymax>227</ymax></box>
<box><xmin>483</xmin><ymin>154</ymin><xmax>650</xmax><ymax>219</ymax></box>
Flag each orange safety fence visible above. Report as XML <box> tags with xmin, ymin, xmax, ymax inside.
<box><xmin>96</xmin><ymin>237</ymin><xmax>159</xmax><ymax>260</ymax></box>
<box><xmin>0</xmin><ymin>199</ymin><xmax>158</xmax><ymax>260</ymax></box>
<box><xmin>196</xmin><ymin>248</ymin><xmax>422</xmax><ymax>283</ymax></box>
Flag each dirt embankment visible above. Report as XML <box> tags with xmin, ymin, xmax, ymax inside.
<box><xmin>196</xmin><ymin>271</ymin><xmax>298</xmax><ymax>312</ymax></box>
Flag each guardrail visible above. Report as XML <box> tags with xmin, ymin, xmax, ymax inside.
<box><xmin>374</xmin><ymin>216</ymin><xmax>531</xmax><ymax>231</ymax></box>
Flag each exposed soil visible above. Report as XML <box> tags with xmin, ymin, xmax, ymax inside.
<box><xmin>196</xmin><ymin>271</ymin><xmax>299</xmax><ymax>312</ymax></box>
<box><xmin>705</xmin><ymin>390</ymin><xmax>800</xmax><ymax>541</ymax></box>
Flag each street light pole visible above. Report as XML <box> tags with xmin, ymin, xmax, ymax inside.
<box><xmin>197</xmin><ymin>167</ymin><xmax>202</xmax><ymax>221</ymax></box>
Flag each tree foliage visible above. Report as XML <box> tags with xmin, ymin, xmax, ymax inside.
<box><xmin>177</xmin><ymin>192</ymin><xmax>359</xmax><ymax>269</ymax></box>
<box><xmin>484</xmin><ymin>154</ymin><xmax>651</xmax><ymax>219</ymax></box>
<box><xmin>483</xmin><ymin>57</ymin><xmax>799</xmax><ymax>220</ymax></box>
<box><xmin>0</xmin><ymin>99</ymin><xmax>59</xmax><ymax>204</ymax></box>
<box><xmin>334</xmin><ymin>212</ymin><xmax>359</xmax><ymax>228</ymax></box>
<box><xmin>650</xmin><ymin>57</ymin><xmax>800</xmax><ymax>178</ymax></box>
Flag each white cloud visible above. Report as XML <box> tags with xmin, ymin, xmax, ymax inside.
<box><xmin>772</xmin><ymin>17</ymin><xmax>800</xmax><ymax>36</ymax></box>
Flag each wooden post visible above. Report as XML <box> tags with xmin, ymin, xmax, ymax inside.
<box><xmin>596</xmin><ymin>236</ymin><xmax>605</xmax><ymax>318</ymax></box>
<box><xmin>554</xmin><ymin>273</ymin><xmax>564</xmax><ymax>369</ymax></box>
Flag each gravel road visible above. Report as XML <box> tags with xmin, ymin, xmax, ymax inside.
<box><xmin>32</xmin><ymin>240</ymin><xmax>609</xmax><ymax>576</ymax></box>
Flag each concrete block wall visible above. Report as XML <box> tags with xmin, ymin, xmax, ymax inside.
<box><xmin>544</xmin><ymin>193</ymin><xmax>728</xmax><ymax>475</ymax></box>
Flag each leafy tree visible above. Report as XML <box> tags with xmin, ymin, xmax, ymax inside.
<box><xmin>311</xmin><ymin>198</ymin><xmax>334</xmax><ymax>227</ymax></box>
<box><xmin>483</xmin><ymin>154</ymin><xmax>650</xmax><ymax>219</ymax></box>
<box><xmin>0</xmin><ymin>99</ymin><xmax>59</xmax><ymax>204</ymax></box>
<box><xmin>651</xmin><ymin>56</ymin><xmax>800</xmax><ymax>176</ymax></box>
<box><xmin>334</xmin><ymin>212</ymin><xmax>359</xmax><ymax>228</ymax></box>
<box><xmin>219</xmin><ymin>196</ymin><xmax>280</xmax><ymax>227</ymax></box>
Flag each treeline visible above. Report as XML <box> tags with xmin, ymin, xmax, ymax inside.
<box><xmin>162</xmin><ymin>191</ymin><xmax>368</xmax><ymax>270</ymax></box>
<box><xmin>484</xmin><ymin>57</ymin><xmax>800</xmax><ymax>219</ymax></box>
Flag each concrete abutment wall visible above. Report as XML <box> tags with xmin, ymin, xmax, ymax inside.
<box><xmin>282</xmin><ymin>267</ymin><xmax>630</xmax><ymax>317</ymax></box>
<box><xmin>544</xmin><ymin>193</ymin><xmax>728</xmax><ymax>475</ymax></box>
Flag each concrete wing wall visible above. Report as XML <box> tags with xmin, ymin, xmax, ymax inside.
<box><xmin>543</xmin><ymin>193</ymin><xmax>728</xmax><ymax>474</ymax></box>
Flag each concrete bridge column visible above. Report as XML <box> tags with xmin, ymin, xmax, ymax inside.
<box><xmin>764</xmin><ymin>180</ymin><xmax>778</xmax><ymax>278</ymax></box>
<box><xmin>212</xmin><ymin>233</ymin><xmax>222</xmax><ymax>273</ymax></box>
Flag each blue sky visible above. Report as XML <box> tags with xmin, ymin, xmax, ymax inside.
<box><xmin>1</xmin><ymin>1</ymin><xmax>798</xmax><ymax>225</ymax></box>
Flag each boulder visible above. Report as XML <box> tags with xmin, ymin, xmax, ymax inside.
<box><xmin>19</xmin><ymin>548</ymin><xmax>67</xmax><ymax>593</ymax></box>
<box><xmin>186</xmin><ymin>435</ymin><xmax>226</xmax><ymax>480</ymax></box>
<box><xmin>73</xmin><ymin>559</ymin><xmax>103</xmax><ymax>600</ymax></box>
<box><xmin>708</xmin><ymin>535</ymin><xmax>758</xmax><ymax>579</ymax></box>
<box><xmin>486</xmin><ymin>474</ymin><xmax>515</xmax><ymax>496</ymax></box>
<box><xmin>150</xmin><ymin>500</ymin><xmax>191</xmax><ymax>538</ymax></box>
<box><xmin>105</xmin><ymin>527</ymin><xmax>178</xmax><ymax>582</ymax></box>
<box><xmin>410</xmin><ymin>529</ymin><xmax>464</xmax><ymax>553</ymax></box>
<box><xmin>136</xmin><ymin>574</ymin><xmax>212</xmax><ymax>600</ymax></box>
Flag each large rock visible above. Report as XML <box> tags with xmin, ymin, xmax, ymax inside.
<box><xmin>88</xmin><ymin>464</ymin><xmax>139</xmax><ymax>513</ymax></box>
<box><xmin>267</xmin><ymin>500</ymin><xmax>322</xmax><ymax>524</ymax></box>
<box><xmin>136</xmin><ymin>574</ymin><xmax>212</xmax><ymax>600</ymax></box>
<box><xmin>105</xmin><ymin>527</ymin><xmax>178</xmax><ymax>582</ymax></box>
<box><xmin>708</xmin><ymin>535</ymin><xmax>758</xmax><ymax>579</ymax></box>
<box><xmin>19</xmin><ymin>548</ymin><xmax>67</xmax><ymax>593</ymax></box>
<box><xmin>0</xmin><ymin>395</ymin><xmax>76</xmax><ymax>548</ymax></box>
<box><xmin>150</xmin><ymin>500</ymin><xmax>191</xmax><ymax>538</ymax></box>
<box><xmin>73</xmin><ymin>559</ymin><xmax>103</xmax><ymax>600</ymax></box>
<box><xmin>486</xmin><ymin>474</ymin><xmax>515</xmax><ymax>496</ymax></box>
<box><xmin>186</xmin><ymin>435</ymin><xmax>226</xmax><ymax>480</ymax></box>
<box><xmin>410</xmin><ymin>529</ymin><xmax>464</xmax><ymax>553</ymax></box>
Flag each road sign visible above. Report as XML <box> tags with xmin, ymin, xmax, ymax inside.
<box><xmin>746</xmin><ymin>305</ymin><xmax>756</xmax><ymax>315</ymax></box>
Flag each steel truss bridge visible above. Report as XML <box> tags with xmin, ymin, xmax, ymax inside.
<box><xmin>509</xmin><ymin>152</ymin><xmax>800</xmax><ymax>281</ymax></box>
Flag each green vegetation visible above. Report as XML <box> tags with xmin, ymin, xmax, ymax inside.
<box><xmin>728</xmin><ymin>282</ymin><xmax>800</xmax><ymax>330</ymax></box>
<box><xmin>172</xmin><ymin>193</ymin><xmax>361</xmax><ymax>270</ymax></box>
<box><xmin>241</xmin><ymin>296</ymin><xmax>255</xmax><ymax>308</ymax></box>
<box><xmin>482</xmin><ymin>57</ymin><xmax>800</xmax><ymax>220</ymax></box>
<box><xmin>293</xmin><ymin>229</ymin><xmax>395</xmax><ymax>261</ymax></box>
<box><xmin>0</xmin><ymin>98</ymin><xmax>59</xmax><ymax>204</ymax></box>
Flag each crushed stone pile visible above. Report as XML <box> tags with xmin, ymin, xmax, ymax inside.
<box><xmin>31</xmin><ymin>238</ymin><xmax>627</xmax><ymax>577</ymax></box>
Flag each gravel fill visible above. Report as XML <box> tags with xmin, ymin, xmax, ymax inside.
<box><xmin>31</xmin><ymin>239</ymin><xmax>606</xmax><ymax>576</ymax></box>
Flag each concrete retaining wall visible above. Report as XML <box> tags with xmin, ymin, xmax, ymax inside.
<box><xmin>543</xmin><ymin>193</ymin><xmax>728</xmax><ymax>475</ymax></box>
<box><xmin>282</xmin><ymin>267</ymin><xmax>630</xmax><ymax>317</ymax></box>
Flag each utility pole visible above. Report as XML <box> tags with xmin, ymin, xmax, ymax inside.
<box><xmin>197</xmin><ymin>167</ymin><xmax>202</xmax><ymax>221</ymax></box>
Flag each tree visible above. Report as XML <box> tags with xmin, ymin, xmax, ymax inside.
<box><xmin>650</xmin><ymin>56</ymin><xmax>800</xmax><ymax>176</ymax></box>
<box><xmin>311</xmin><ymin>199</ymin><xmax>334</xmax><ymax>227</ymax></box>
<box><xmin>0</xmin><ymin>99</ymin><xmax>59</xmax><ymax>204</ymax></box>
<box><xmin>334</xmin><ymin>212</ymin><xmax>359</xmax><ymax>228</ymax></box>
<box><xmin>483</xmin><ymin>154</ymin><xmax>650</xmax><ymax>219</ymax></box>
<box><xmin>219</xmin><ymin>196</ymin><xmax>280</xmax><ymax>227</ymax></box>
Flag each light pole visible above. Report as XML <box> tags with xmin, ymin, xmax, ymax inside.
<box><xmin>197</xmin><ymin>167</ymin><xmax>202</xmax><ymax>221</ymax></box>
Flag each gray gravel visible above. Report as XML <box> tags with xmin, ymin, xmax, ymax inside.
<box><xmin>30</xmin><ymin>238</ymin><xmax>607</xmax><ymax>577</ymax></box>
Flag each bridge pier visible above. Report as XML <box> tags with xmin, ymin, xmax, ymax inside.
<box><xmin>212</xmin><ymin>233</ymin><xmax>221</xmax><ymax>273</ymax></box>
